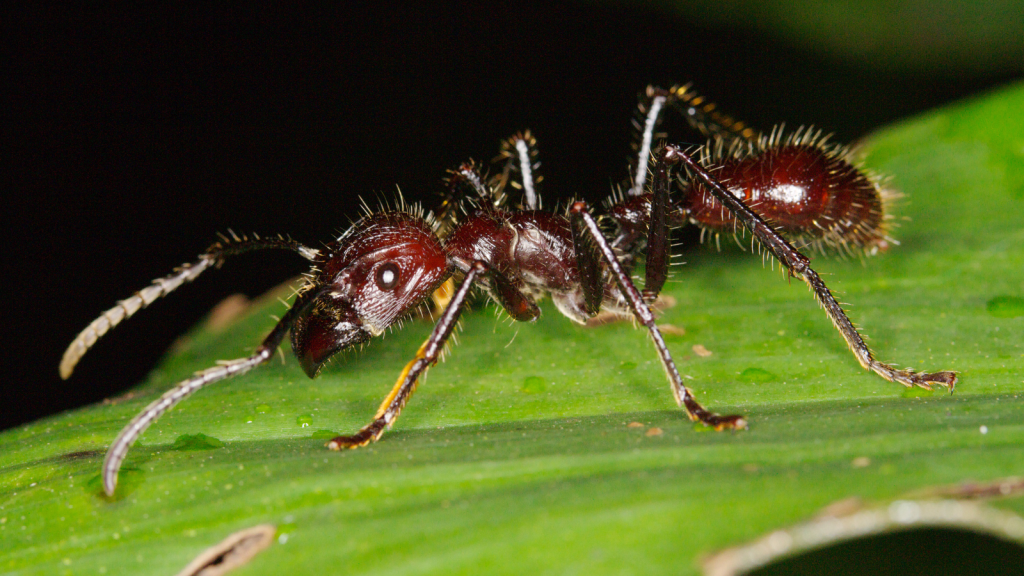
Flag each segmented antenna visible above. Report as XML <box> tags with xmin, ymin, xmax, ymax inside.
<box><xmin>102</xmin><ymin>355</ymin><xmax>265</xmax><ymax>494</ymax></box>
<box><xmin>101</xmin><ymin>283</ymin><xmax>330</xmax><ymax>495</ymax></box>
<box><xmin>59</xmin><ymin>236</ymin><xmax>319</xmax><ymax>379</ymax></box>
<box><xmin>493</xmin><ymin>131</ymin><xmax>542</xmax><ymax>209</ymax></box>
<box><xmin>60</xmin><ymin>258</ymin><xmax>214</xmax><ymax>379</ymax></box>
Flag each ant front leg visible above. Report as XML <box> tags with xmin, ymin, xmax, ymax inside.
<box><xmin>327</xmin><ymin>261</ymin><xmax>502</xmax><ymax>450</ymax></box>
<box><xmin>662</xmin><ymin>145</ymin><xmax>958</xmax><ymax>391</ymax></box>
<box><xmin>570</xmin><ymin>201</ymin><xmax>746</xmax><ymax>430</ymax></box>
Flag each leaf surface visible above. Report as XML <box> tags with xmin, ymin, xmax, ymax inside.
<box><xmin>2</xmin><ymin>83</ymin><xmax>1023</xmax><ymax>575</ymax></box>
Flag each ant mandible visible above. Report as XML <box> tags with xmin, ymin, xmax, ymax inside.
<box><xmin>61</xmin><ymin>84</ymin><xmax>957</xmax><ymax>496</ymax></box>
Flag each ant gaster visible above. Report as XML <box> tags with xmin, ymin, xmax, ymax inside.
<box><xmin>61</xmin><ymin>84</ymin><xmax>958</xmax><ymax>496</ymax></box>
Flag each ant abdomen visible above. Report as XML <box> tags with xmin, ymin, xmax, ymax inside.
<box><xmin>681</xmin><ymin>141</ymin><xmax>890</xmax><ymax>254</ymax></box>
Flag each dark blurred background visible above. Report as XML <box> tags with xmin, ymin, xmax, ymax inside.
<box><xmin>4</xmin><ymin>2</ymin><xmax>1022</xmax><ymax>430</ymax></box>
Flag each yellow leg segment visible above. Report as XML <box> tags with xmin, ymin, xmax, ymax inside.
<box><xmin>373</xmin><ymin>339</ymin><xmax>431</xmax><ymax>420</ymax></box>
<box><xmin>429</xmin><ymin>278</ymin><xmax>456</xmax><ymax>319</ymax></box>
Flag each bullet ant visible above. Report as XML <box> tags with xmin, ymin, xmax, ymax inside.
<box><xmin>61</xmin><ymin>84</ymin><xmax>957</xmax><ymax>496</ymax></box>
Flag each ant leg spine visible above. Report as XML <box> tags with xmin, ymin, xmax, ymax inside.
<box><xmin>453</xmin><ymin>163</ymin><xmax>490</xmax><ymax>199</ymax></box>
<box><xmin>443</xmin><ymin>161</ymin><xmax>505</xmax><ymax>218</ymax></box>
<box><xmin>802</xmin><ymin>269</ymin><xmax>957</xmax><ymax>390</ymax></box>
<box><xmin>570</xmin><ymin>202</ymin><xmax>746</xmax><ymax>430</ymax></box>
<box><xmin>101</xmin><ymin>284</ymin><xmax>329</xmax><ymax>496</ymax></box>
<box><xmin>629</xmin><ymin>84</ymin><xmax>757</xmax><ymax>199</ymax></box>
<box><xmin>59</xmin><ymin>237</ymin><xmax>319</xmax><ymax>379</ymax></box>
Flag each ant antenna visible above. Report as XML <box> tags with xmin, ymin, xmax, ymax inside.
<box><xmin>60</xmin><ymin>236</ymin><xmax>319</xmax><ymax>379</ymax></box>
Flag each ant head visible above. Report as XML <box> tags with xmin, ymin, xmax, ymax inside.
<box><xmin>291</xmin><ymin>211</ymin><xmax>449</xmax><ymax>378</ymax></box>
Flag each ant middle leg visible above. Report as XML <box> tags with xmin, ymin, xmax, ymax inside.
<box><xmin>662</xmin><ymin>144</ymin><xmax>957</xmax><ymax>391</ymax></box>
<box><xmin>602</xmin><ymin>138</ymin><xmax>675</xmax><ymax>305</ymax></box>
<box><xmin>570</xmin><ymin>201</ymin><xmax>746</xmax><ymax>430</ymax></box>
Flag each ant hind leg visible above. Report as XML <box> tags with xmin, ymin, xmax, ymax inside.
<box><xmin>663</xmin><ymin>144</ymin><xmax>957</xmax><ymax>391</ymax></box>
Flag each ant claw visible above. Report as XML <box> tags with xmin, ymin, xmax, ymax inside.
<box><xmin>925</xmin><ymin>371</ymin><xmax>959</xmax><ymax>394</ymax></box>
<box><xmin>713</xmin><ymin>415</ymin><xmax>748</xmax><ymax>431</ymax></box>
<box><xmin>328</xmin><ymin>418</ymin><xmax>389</xmax><ymax>450</ymax></box>
<box><xmin>327</xmin><ymin>436</ymin><xmax>363</xmax><ymax>450</ymax></box>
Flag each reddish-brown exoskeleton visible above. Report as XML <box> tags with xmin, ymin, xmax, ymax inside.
<box><xmin>61</xmin><ymin>84</ymin><xmax>956</xmax><ymax>496</ymax></box>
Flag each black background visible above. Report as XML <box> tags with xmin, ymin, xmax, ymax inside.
<box><xmin>3</xmin><ymin>3</ymin><xmax>1018</xmax><ymax>430</ymax></box>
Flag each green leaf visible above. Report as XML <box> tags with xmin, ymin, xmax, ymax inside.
<box><xmin>171</xmin><ymin>433</ymin><xmax>226</xmax><ymax>451</ymax></box>
<box><xmin>3</xmin><ymin>83</ymin><xmax>1024</xmax><ymax>575</ymax></box>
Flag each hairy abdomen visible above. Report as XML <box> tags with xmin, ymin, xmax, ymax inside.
<box><xmin>681</xmin><ymin>144</ymin><xmax>888</xmax><ymax>252</ymax></box>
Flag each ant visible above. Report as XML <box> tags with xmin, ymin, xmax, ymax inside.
<box><xmin>61</xmin><ymin>84</ymin><xmax>957</xmax><ymax>496</ymax></box>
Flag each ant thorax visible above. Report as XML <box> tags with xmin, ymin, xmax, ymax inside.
<box><xmin>444</xmin><ymin>208</ymin><xmax>617</xmax><ymax>325</ymax></box>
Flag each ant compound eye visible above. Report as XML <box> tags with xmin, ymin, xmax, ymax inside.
<box><xmin>375</xmin><ymin>262</ymin><xmax>400</xmax><ymax>291</ymax></box>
